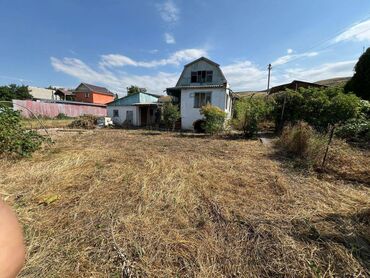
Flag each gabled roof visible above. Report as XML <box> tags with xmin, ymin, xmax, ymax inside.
<box><xmin>184</xmin><ymin>57</ymin><xmax>220</xmax><ymax>67</ymax></box>
<box><xmin>175</xmin><ymin>57</ymin><xmax>227</xmax><ymax>87</ymax></box>
<box><xmin>75</xmin><ymin>83</ymin><xmax>114</xmax><ymax>96</ymax></box>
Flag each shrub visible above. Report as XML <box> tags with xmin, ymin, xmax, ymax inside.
<box><xmin>336</xmin><ymin>118</ymin><xmax>370</xmax><ymax>142</ymax></box>
<box><xmin>56</xmin><ymin>113</ymin><xmax>70</xmax><ymax>119</ymax></box>
<box><xmin>277</xmin><ymin>122</ymin><xmax>326</xmax><ymax>164</ymax></box>
<box><xmin>0</xmin><ymin>106</ymin><xmax>46</xmax><ymax>157</ymax></box>
<box><xmin>162</xmin><ymin>103</ymin><xmax>180</xmax><ymax>131</ymax></box>
<box><xmin>69</xmin><ymin>115</ymin><xmax>98</xmax><ymax>129</ymax></box>
<box><xmin>200</xmin><ymin>104</ymin><xmax>227</xmax><ymax>135</ymax></box>
<box><xmin>273</xmin><ymin>87</ymin><xmax>362</xmax><ymax>132</ymax></box>
<box><xmin>233</xmin><ymin>96</ymin><xmax>274</xmax><ymax>137</ymax></box>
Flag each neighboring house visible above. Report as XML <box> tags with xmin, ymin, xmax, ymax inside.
<box><xmin>268</xmin><ymin>80</ymin><xmax>326</xmax><ymax>95</ymax></box>
<box><xmin>28</xmin><ymin>86</ymin><xmax>55</xmax><ymax>100</ymax></box>
<box><xmin>107</xmin><ymin>92</ymin><xmax>160</xmax><ymax>126</ymax></box>
<box><xmin>166</xmin><ymin>57</ymin><xmax>232</xmax><ymax>130</ymax></box>
<box><xmin>54</xmin><ymin>88</ymin><xmax>75</xmax><ymax>101</ymax></box>
<box><xmin>73</xmin><ymin>83</ymin><xmax>114</xmax><ymax>104</ymax></box>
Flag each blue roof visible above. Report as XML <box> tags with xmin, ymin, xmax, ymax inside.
<box><xmin>107</xmin><ymin>92</ymin><xmax>159</xmax><ymax>106</ymax></box>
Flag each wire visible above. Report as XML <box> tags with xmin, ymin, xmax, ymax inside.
<box><xmin>272</xmin><ymin>14</ymin><xmax>370</xmax><ymax>68</ymax></box>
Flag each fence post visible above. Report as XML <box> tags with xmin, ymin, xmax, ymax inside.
<box><xmin>321</xmin><ymin>125</ymin><xmax>336</xmax><ymax>169</ymax></box>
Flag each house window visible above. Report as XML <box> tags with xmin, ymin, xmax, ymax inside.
<box><xmin>191</xmin><ymin>71</ymin><xmax>213</xmax><ymax>83</ymax></box>
<box><xmin>113</xmin><ymin>109</ymin><xmax>119</xmax><ymax>117</ymax></box>
<box><xmin>194</xmin><ymin>92</ymin><xmax>212</xmax><ymax>108</ymax></box>
<box><xmin>84</xmin><ymin>92</ymin><xmax>89</xmax><ymax>98</ymax></box>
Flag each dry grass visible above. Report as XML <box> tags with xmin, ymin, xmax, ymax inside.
<box><xmin>0</xmin><ymin>129</ymin><xmax>369</xmax><ymax>277</ymax></box>
<box><xmin>21</xmin><ymin>118</ymin><xmax>74</xmax><ymax>129</ymax></box>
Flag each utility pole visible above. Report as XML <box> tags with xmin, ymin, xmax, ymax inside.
<box><xmin>267</xmin><ymin>64</ymin><xmax>272</xmax><ymax>93</ymax></box>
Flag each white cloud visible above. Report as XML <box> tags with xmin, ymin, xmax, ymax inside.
<box><xmin>157</xmin><ymin>0</ymin><xmax>179</xmax><ymax>23</ymax></box>
<box><xmin>51</xmin><ymin>57</ymin><xmax>179</xmax><ymax>95</ymax></box>
<box><xmin>100</xmin><ymin>48</ymin><xmax>207</xmax><ymax>68</ymax></box>
<box><xmin>283</xmin><ymin>60</ymin><xmax>356</xmax><ymax>82</ymax></box>
<box><xmin>222</xmin><ymin>61</ymin><xmax>271</xmax><ymax>90</ymax></box>
<box><xmin>272</xmin><ymin>50</ymin><xmax>319</xmax><ymax>66</ymax></box>
<box><xmin>164</xmin><ymin>32</ymin><xmax>176</xmax><ymax>44</ymax></box>
<box><xmin>334</xmin><ymin>19</ymin><xmax>370</xmax><ymax>43</ymax></box>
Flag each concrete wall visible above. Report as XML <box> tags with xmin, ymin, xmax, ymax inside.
<box><xmin>13</xmin><ymin>99</ymin><xmax>107</xmax><ymax>118</ymax></box>
<box><xmin>107</xmin><ymin>106</ymin><xmax>139</xmax><ymax>126</ymax></box>
<box><xmin>180</xmin><ymin>88</ymin><xmax>232</xmax><ymax>130</ymax></box>
<box><xmin>74</xmin><ymin>91</ymin><xmax>114</xmax><ymax>104</ymax></box>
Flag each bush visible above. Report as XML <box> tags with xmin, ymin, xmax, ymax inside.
<box><xmin>162</xmin><ymin>103</ymin><xmax>180</xmax><ymax>131</ymax></box>
<box><xmin>273</xmin><ymin>87</ymin><xmax>361</xmax><ymax>131</ymax></box>
<box><xmin>200</xmin><ymin>104</ymin><xmax>227</xmax><ymax>135</ymax></box>
<box><xmin>233</xmin><ymin>96</ymin><xmax>274</xmax><ymax>137</ymax></box>
<box><xmin>69</xmin><ymin>115</ymin><xmax>97</xmax><ymax>129</ymax></box>
<box><xmin>56</xmin><ymin>113</ymin><xmax>70</xmax><ymax>119</ymax></box>
<box><xmin>277</xmin><ymin>122</ymin><xmax>326</xmax><ymax>164</ymax></box>
<box><xmin>0</xmin><ymin>106</ymin><xmax>46</xmax><ymax>157</ymax></box>
<box><xmin>336</xmin><ymin>118</ymin><xmax>370</xmax><ymax>142</ymax></box>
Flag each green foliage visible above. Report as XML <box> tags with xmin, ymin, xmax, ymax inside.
<box><xmin>0</xmin><ymin>106</ymin><xmax>46</xmax><ymax>157</ymax></box>
<box><xmin>162</xmin><ymin>103</ymin><xmax>180</xmax><ymax>131</ymax></box>
<box><xmin>126</xmin><ymin>85</ymin><xmax>147</xmax><ymax>95</ymax></box>
<box><xmin>344</xmin><ymin>47</ymin><xmax>370</xmax><ymax>100</ymax></box>
<box><xmin>0</xmin><ymin>84</ymin><xmax>33</xmax><ymax>101</ymax></box>
<box><xmin>335</xmin><ymin>100</ymin><xmax>370</xmax><ymax>142</ymax></box>
<box><xmin>56</xmin><ymin>113</ymin><xmax>70</xmax><ymax>119</ymax></box>
<box><xmin>336</xmin><ymin>118</ymin><xmax>370</xmax><ymax>141</ymax></box>
<box><xmin>274</xmin><ymin>87</ymin><xmax>361</xmax><ymax>131</ymax></box>
<box><xmin>200</xmin><ymin>104</ymin><xmax>227</xmax><ymax>135</ymax></box>
<box><xmin>233</xmin><ymin>96</ymin><xmax>274</xmax><ymax>137</ymax></box>
<box><xmin>277</xmin><ymin>122</ymin><xmax>326</xmax><ymax>164</ymax></box>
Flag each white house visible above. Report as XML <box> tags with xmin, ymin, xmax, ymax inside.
<box><xmin>166</xmin><ymin>57</ymin><xmax>232</xmax><ymax>131</ymax></box>
<box><xmin>107</xmin><ymin>92</ymin><xmax>160</xmax><ymax>126</ymax></box>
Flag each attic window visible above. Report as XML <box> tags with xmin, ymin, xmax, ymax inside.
<box><xmin>191</xmin><ymin>71</ymin><xmax>213</xmax><ymax>83</ymax></box>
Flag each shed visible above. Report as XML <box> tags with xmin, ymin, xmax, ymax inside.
<box><xmin>107</xmin><ymin>92</ymin><xmax>160</xmax><ymax>126</ymax></box>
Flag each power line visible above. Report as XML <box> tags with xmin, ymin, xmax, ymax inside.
<box><xmin>272</xmin><ymin>15</ymin><xmax>370</xmax><ymax>68</ymax></box>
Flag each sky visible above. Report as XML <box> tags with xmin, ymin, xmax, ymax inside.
<box><xmin>0</xmin><ymin>0</ymin><xmax>370</xmax><ymax>95</ymax></box>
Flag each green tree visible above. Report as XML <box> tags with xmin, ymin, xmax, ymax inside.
<box><xmin>162</xmin><ymin>103</ymin><xmax>180</xmax><ymax>131</ymax></box>
<box><xmin>0</xmin><ymin>84</ymin><xmax>32</xmax><ymax>101</ymax></box>
<box><xmin>200</xmin><ymin>104</ymin><xmax>227</xmax><ymax>135</ymax></box>
<box><xmin>344</xmin><ymin>47</ymin><xmax>370</xmax><ymax>100</ymax></box>
<box><xmin>126</xmin><ymin>85</ymin><xmax>147</xmax><ymax>95</ymax></box>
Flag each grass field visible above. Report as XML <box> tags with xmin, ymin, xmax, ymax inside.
<box><xmin>21</xmin><ymin>118</ymin><xmax>74</xmax><ymax>129</ymax></box>
<box><xmin>0</xmin><ymin>129</ymin><xmax>369</xmax><ymax>277</ymax></box>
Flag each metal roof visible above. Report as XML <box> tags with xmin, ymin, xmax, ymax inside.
<box><xmin>184</xmin><ymin>57</ymin><xmax>220</xmax><ymax>67</ymax></box>
<box><xmin>76</xmin><ymin>83</ymin><xmax>114</xmax><ymax>96</ymax></box>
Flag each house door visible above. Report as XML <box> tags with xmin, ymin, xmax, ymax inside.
<box><xmin>126</xmin><ymin>111</ymin><xmax>133</xmax><ymax>125</ymax></box>
<box><xmin>140</xmin><ymin>107</ymin><xmax>147</xmax><ymax>126</ymax></box>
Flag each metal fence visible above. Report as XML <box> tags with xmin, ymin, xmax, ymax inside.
<box><xmin>12</xmin><ymin>99</ymin><xmax>107</xmax><ymax>118</ymax></box>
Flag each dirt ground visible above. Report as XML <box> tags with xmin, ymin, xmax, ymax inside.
<box><xmin>0</xmin><ymin>129</ymin><xmax>369</xmax><ymax>277</ymax></box>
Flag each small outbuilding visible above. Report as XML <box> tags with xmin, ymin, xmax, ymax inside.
<box><xmin>107</xmin><ymin>92</ymin><xmax>161</xmax><ymax>127</ymax></box>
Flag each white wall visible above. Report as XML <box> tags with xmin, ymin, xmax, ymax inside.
<box><xmin>180</xmin><ymin>88</ymin><xmax>232</xmax><ymax>130</ymax></box>
<box><xmin>107</xmin><ymin>106</ymin><xmax>139</xmax><ymax>126</ymax></box>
